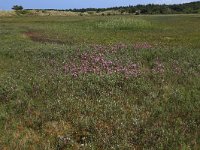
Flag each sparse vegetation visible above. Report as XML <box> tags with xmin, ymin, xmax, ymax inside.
<box><xmin>0</xmin><ymin>13</ymin><xmax>200</xmax><ymax>149</ymax></box>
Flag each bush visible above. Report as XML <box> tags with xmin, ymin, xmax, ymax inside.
<box><xmin>135</xmin><ymin>10</ymin><xmax>141</xmax><ymax>15</ymax></box>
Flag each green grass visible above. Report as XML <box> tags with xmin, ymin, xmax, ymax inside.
<box><xmin>0</xmin><ymin>14</ymin><xmax>200</xmax><ymax>149</ymax></box>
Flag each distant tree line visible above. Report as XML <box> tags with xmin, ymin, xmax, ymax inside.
<box><xmin>25</xmin><ymin>1</ymin><xmax>200</xmax><ymax>14</ymax></box>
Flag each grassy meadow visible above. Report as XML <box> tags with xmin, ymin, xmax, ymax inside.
<box><xmin>0</xmin><ymin>14</ymin><xmax>200</xmax><ymax>149</ymax></box>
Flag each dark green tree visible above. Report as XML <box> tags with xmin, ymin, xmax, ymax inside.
<box><xmin>12</xmin><ymin>5</ymin><xmax>23</xmax><ymax>11</ymax></box>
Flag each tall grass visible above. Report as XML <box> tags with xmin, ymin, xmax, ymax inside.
<box><xmin>96</xmin><ymin>18</ymin><xmax>153</xmax><ymax>30</ymax></box>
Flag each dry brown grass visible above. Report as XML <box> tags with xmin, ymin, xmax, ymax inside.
<box><xmin>30</xmin><ymin>10</ymin><xmax>79</xmax><ymax>16</ymax></box>
<box><xmin>0</xmin><ymin>10</ymin><xmax>124</xmax><ymax>17</ymax></box>
<box><xmin>0</xmin><ymin>11</ymin><xmax>16</xmax><ymax>16</ymax></box>
<box><xmin>0</xmin><ymin>10</ymin><xmax>79</xmax><ymax>17</ymax></box>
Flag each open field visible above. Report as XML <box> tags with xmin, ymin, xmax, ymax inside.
<box><xmin>0</xmin><ymin>14</ymin><xmax>200</xmax><ymax>149</ymax></box>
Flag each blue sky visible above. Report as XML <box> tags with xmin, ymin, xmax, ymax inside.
<box><xmin>0</xmin><ymin>0</ymin><xmax>196</xmax><ymax>10</ymax></box>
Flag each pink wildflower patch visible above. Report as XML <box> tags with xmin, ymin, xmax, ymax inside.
<box><xmin>63</xmin><ymin>46</ymin><xmax>140</xmax><ymax>78</ymax></box>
